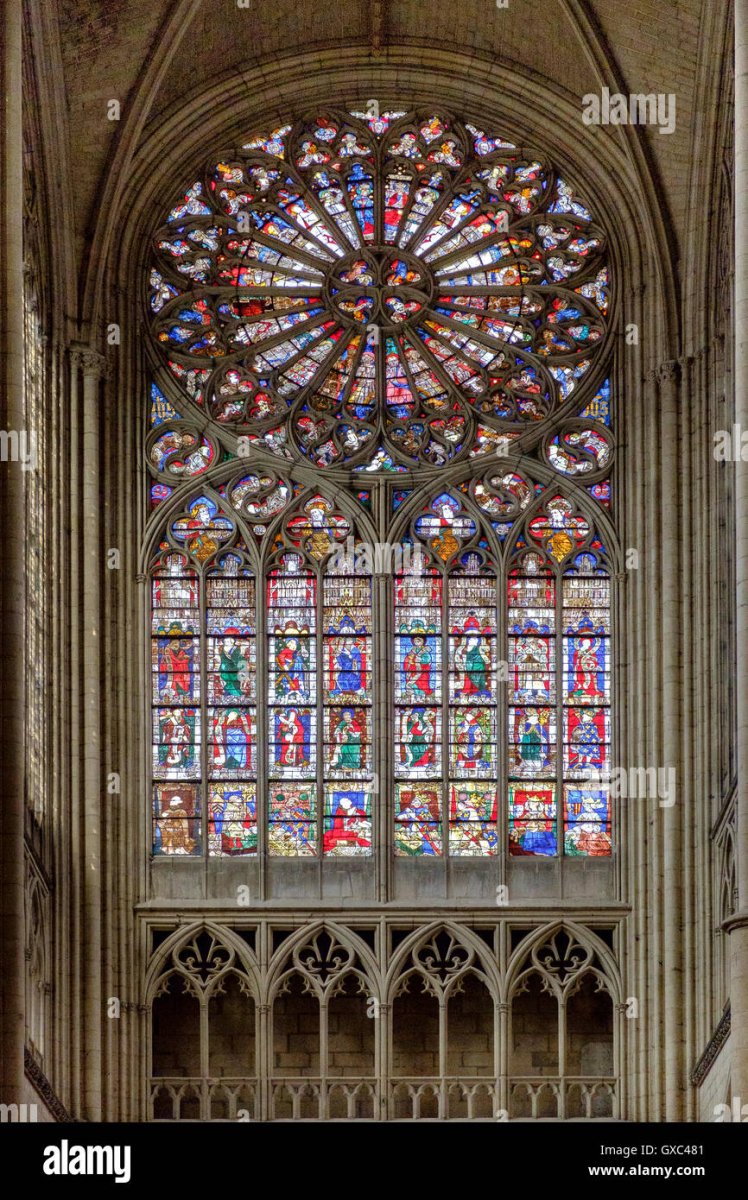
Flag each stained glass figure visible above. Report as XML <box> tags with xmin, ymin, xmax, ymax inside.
<box><xmin>446</xmin><ymin>567</ymin><xmax>498</xmax><ymax>849</ymax></box>
<box><xmin>323</xmin><ymin>786</ymin><xmax>372</xmax><ymax>856</ymax></box>
<box><xmin>449</xmin><ymin>784</ymin><xmax>499</xmax><ymax>856</ymax></box>
<box><xmin>153</xmin><ymin>783</ymin><xmax>201</xmax><ymax>856</ymax></box>
<box><xmin>394</xmin><ymin>783</ymin><xmax>443</xmax><ymax>856</ymax></box>
<box><xmin>563</xmin><ymin>785</ymin><xmax>611</xmax><ymax>856</ymax></box>
<box><xmin>208</xmin><ymin>784</ymin><xmax>257</xmax><ymax>855</ymax></box>
<box><xmin>171</xmin><ymin>495</ymin><xmax>234</xmax><ymax>562</ymax></box>
<box><xmin>151</xmin><ymin>548</ymin><xmax>256</xmax><ymax>855</ymax></box>
<box><xmin>506</xmin><ymin>527</ymin><xmax>611</xmax><ymax>857</ymax></box>
<box><xmin>508</xmin><ymin>783</ymin><xmax>557</xmax><ymax>856</ymax></box>
<box><xmin>561</xmin><ymin>553</ymin><xmax>611</xmax><ymax>854</ymax></box>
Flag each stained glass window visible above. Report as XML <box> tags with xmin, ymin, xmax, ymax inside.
<box><xmin>152</xmin><ymin>553</ymin><xmax>202</xmax><ymax>855</ymax></box>
<box><xmin>508</xmin><ymin>502</ymin><xmax>612</xmax><ymax>858</ymax></box>
<box><xmin>394</xmin><ymin>490</ymin><xmax>500</xmax><ymax>856</ymax></box>
<box><xmin>448</xmin><ymin>569</ymin><xmax>498</xmax><ymax>855</ymax></box>
<box><xmin>322</xmin><ymin>566</ymin><xmax>374</xmax><ymax>855</ymax></box>
<box><xmin>206</xmin><ymin>556</ymin><xmax>257</xmax><ymax>855</ymax></box>
<box><xmin>267</xmin><ymin>558</ymin><xmax>318</xmax><ymax>854</ymax></box>
<box><xmin>151</xmin><ymin>516</ymin><xmax>258</xmax><ymax>855</ymax></box>
<box><xmin>392</xmin><ymin>488</ymin><xmax>611</xmax><ymax>859</ymax></box>
<box><xmin>148</xmin><ymin>109</ymin><xmax>608</xmax><ymax>476</ymax></box>
<box><xmin>562</xmin><ymin>555</ymin><xmax>611</xmax><ymax>856</ymax></box>
<box><xmin>395</xmin><ymin>568</ymin><xmax>443</xmax><ymax>853</ymax></box>
<box><xmin>147</xmin><ymin>108</ymin><xmax>614</xmax><ymax>863</ymax></box>
<box><xmin>507</xmin><ymin>555</ymin><xmax>558</xmax><ymax>856</ymax></box>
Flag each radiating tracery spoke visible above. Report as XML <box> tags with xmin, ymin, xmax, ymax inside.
<box><xmin>149</xmin><ymin>109</ymin><xmax>609</xmax><ymax>471</ymax></box>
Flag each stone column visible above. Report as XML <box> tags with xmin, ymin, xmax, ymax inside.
<box><xmin>0</xmin><ymin>0</ymin><xmax>26</xmax><ymax>1108</ymax></box>
<box><xmin>258</xmin><ymin>1003</ymin><xmax>270</xmax><ymax>1120</ymax></box>
<box><xmin>75</xmin><ymin>347</ymin><xmax>105</xmax><ymax>1119</ymax></box>
<box><xmin>729</xmin><ymin>0</ymin><xmax>748</xmax><ymax>1107</ymax></box>
<box><xmin>657</xmin><ymin>359</ymin><xmax>685</xmax><ymax>1119</ymax></box>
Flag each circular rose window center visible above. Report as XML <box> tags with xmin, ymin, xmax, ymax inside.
<box><xmin>326</xmin><ymin>248</ymin><xmax>434</xmax><ymax>330</ymax></box>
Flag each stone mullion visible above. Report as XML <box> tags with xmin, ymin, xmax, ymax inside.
<box><xmin>372</xmin><ymin>137</ymin><xmax>384</xmax><ymax>247</ymax></box>
<box><xmin>729</xmin><ymin>0</ymin><xmax>748</xmax><ymax>1107</ymax></box>
<box><xmin>257</xmin><ymin>563</ymin><xmax>268</xmax><ymax>899</ymax></box>
<box><xmin>555</xmin><ymin>563</ymin><xmax>563</xmax><ymax>857</ymax></box>
<box><xmin>441</xmin><ymin>569</ymin><xmax>449</xmax><ymax>862</ymax></box>
<box><xmin>315</xmin><ymin>566</ymin><xmax>323</xmax><ymax>882</ymax></box>
<box><xmin>374</xmin><ymin>568</ymin><xmax>392</xmax><ymax>901</ymax></box>
<box><xmin>496</xmin><ymin>569</ymin><xmax>507</xmax><ymax>885</ymax></box>
<box><xmin>199</xmin><ymin>564</ymin><xmax>208</xmax><ymax>888</ymax></box>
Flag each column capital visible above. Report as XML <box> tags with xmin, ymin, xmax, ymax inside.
<box><xmin>70</xmin><ymin>344</ymin><xmax>107</xmax><ymax>379</ymax></box>
<box><xmin>656</xmin><ymin>359</ymin><xmax>680</xmax><ymax>386</ymax></box>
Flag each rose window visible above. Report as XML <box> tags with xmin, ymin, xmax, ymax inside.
<box><xmin>150</xmin><ymin>110</ymin><xmax>610</xmax><ymax>471</ymax></box>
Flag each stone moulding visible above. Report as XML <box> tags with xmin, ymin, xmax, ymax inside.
<box><xmin>24</xmin><ymin>1047</ymin><xmax>75</xmax><ymax>1122</ymax></box>
<box><xmin>690</xmin><ymin>1005</ymin><xmax>731</xmax><ymax>1088</ymax></box>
